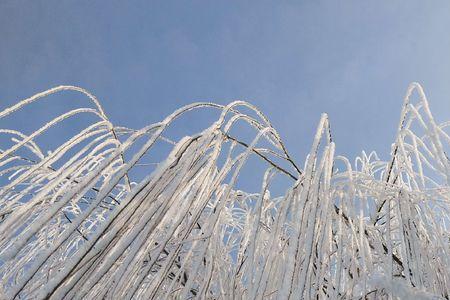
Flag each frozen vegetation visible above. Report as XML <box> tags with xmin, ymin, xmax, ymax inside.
<box><xmin>0</xmin><ymin>83</ymin><xmax>449</xmax><ymax>299</ymax></box>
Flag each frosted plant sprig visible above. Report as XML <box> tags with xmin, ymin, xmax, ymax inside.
<box><xmin>0</xmin><ymin>83</ymin><xmax>449</xmax><ymax>299</ymax></box>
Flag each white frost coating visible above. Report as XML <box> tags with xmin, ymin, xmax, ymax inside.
<box><xmin>0</xmin><ymin>83</ymin><xmax>449</xmax><ymax>299</ymax></box>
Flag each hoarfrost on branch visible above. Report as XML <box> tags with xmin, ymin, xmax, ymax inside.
<box><xmin>0</xmin><ymin>83</ymin><xmax>449</xmax><ymax>299</ymax></box>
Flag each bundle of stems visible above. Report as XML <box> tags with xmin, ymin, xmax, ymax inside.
<box><xmin>0</xmin><ymin>83</ymin><xmax>449</xmax><ymax>299</ymax></box>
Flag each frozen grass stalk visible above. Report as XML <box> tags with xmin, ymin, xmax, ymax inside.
<box><xmin>0</xmin><ymin>83</ymin><xmax>449</xmax><ymax>299</ymax></box>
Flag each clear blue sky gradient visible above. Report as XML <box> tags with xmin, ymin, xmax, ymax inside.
<box><xmin>1</xmin><ymin>1</ymin><xmax>450</xmax><ymax>167</ymax></box>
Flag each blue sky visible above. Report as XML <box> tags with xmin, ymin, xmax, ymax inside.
<box><xmin>1</xmin><ymin>1</ymin><xmax>450</xmax><ymax>170</ymax></box>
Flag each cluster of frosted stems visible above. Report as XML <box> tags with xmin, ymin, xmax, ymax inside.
<box><xmin>0</xmin><ymin>83</ymin><xmax>449</xmax><ymax>299</ymax></box>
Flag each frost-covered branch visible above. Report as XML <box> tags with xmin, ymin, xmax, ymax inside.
<box><xmin>0</xmin><ymin>83</ymin><xmax>449</xmax><ymax>299</ymax></box>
